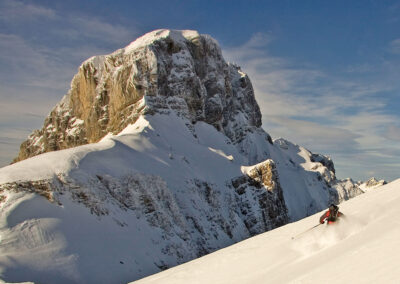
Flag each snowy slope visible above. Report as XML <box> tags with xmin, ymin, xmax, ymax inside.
<box><xmin>0</xmin><ymin>112</ymin><xmax>284</xmax><ymax>284</ymax></box>
<box><xmin>0</xmin><ymin>112</ymin><xmax>360</xmax><ymax>284</ymax></box>
<box><xmin>133</xmin><ymin>179</ymin><xmax>400</xmax><ymax>284</ymax></box>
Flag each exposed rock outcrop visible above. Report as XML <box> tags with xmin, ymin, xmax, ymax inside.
<box><xmin>332</xmin><ymin>178</ymin><xmax>364</xmax><ymax>203</ymax></box>
<box><xmin>231</xmin><ymin>160</ymin><xmax>288</xmax><ymax>235</ymax></box>
<box><xmin>0</xmin><ymin>167</ymin><xmax>288</xmax><ymax>268</ymax></box>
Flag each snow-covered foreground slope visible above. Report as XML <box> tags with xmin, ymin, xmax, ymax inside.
<box><xmin>133</xmin><ymin>179</ymin><xmax>400</xmax><ymax>284</ymax></box>
<box><xmin>0</xmin><ymin>112</ymin><xmax>364</xmax><ymax>284</ymax></box>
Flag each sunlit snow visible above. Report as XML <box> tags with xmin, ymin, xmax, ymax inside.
<box><xmin>133</xmin><ymin>179</ymin><xmax>400</xmax><ymax>284</ymax></box>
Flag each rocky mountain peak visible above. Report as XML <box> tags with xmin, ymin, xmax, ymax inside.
<box><xmin>14</xmin><ymin>29</ymin><xmax>262</xmax><ymax>163</ymax></box>
<box><xmin>365</xmin><ymin>177</ymin><xmax>387</xmax><ymax>187</ymax></box>
<box><xmin>357</xmin><ymin>177</ymin><xmax>387</xmax><ymax>192</ymax></box>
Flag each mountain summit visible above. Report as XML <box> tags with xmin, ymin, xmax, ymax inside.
<box><xmin>14</xmin><ymin>29</ymin><xmax>262</xmax><ymax>164</ymax></box>
<box><xmin>1</xmin><ymin>29</ymin><xmax>364</xmax><ymax>283</ymax></box>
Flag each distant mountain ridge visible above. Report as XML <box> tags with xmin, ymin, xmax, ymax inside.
<box><xmin>0</xmin><ymin>29</ymin><xmax>372</xmax><ymax>283</ymax></box>
<box><xmin>358</xmin><ymin>177</ymin><xmax>387</xmax><ymax>192</ymax></box>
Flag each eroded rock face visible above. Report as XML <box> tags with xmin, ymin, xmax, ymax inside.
<box><xmin>0</xmin><ymin>168</ymin><xmax>288</xmax><ymax>267</ymax></box>
<box><xmin>14</xmin><ymin>29</ymin><xmax>261</xmax><ymax>163</ymax></box>
<box><xmin>247</xmin><ymin>160</ymin><xmax>280</xmax><ymax>192</ymax></box>
<box><xmin>332</xmin><ymin>178</ymin><xmax>364</xmax><ymax>203</ymax></box>
<box><xmin>311</xmin><ymin>153</ymin><xmax>335</xmax><ymax>174</ymax></box>
<box><xmin>231</xmin><ymin>160</ymin><xmax>288</xmax><ymax>235</ymax></box>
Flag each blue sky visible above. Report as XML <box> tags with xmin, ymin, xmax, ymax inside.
<box><xmin>1</xmin><ymin>0</ymin><xmax>400</xmax><ymax>182</ymax></box>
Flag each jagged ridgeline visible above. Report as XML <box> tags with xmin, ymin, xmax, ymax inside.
<box><xmin>14</xmin><ymin>29</ymin><xmax>262</xmax><ymax>163</ymax></box>
<box><xmin>0</xmin><ymin>29</ymin><xmax>364</xmax><ymax>284</ymax></box>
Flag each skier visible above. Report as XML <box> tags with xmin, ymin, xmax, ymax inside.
<box><xmin>319</xmin><ymin>204</ymin><xmax>344</xmax><ymax>225</ymax></box>
<box><xmin>292</xmin><ymin>204</ymin><xmax>344</xmax><ymax>239</ymax></box>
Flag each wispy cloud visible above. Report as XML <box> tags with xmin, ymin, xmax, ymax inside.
<box><xmin>0</xmin><ymin>33</ymin><xmax>72</xmax><ymax>90</ymax></box>
<box><xmin>385</xmin><ymin>125</ymin><xmax>400</xmax><ymax>142</ymax></box>
<box><xmin>64</xmin><ymin>16</ymin><xmax>134</xmax><ymax>44</ymax></box>
<box><xmin>0</xmin><ymin>0</ymin><xmax>140</xmax><ymax>166</ymax></box>
<box><xmin>265</xmin><ymin>116</ymin><xmax>362</xmax><ymax>155</ymax></box>
<box><xmin>222</xmin><ymin>33</ymin><xmax>400</xmax><ymax>181</ymax></box>
<box><xmin>389</xmin><ymin>38</ymin><xmax>400</xmax><ymax>54</ymax></box>
<box><xmin>0</xmin><ymin>0</ymin><xmax>134</xmax><ymax>45</ymax></box>
<box><xmin>0</xmin><ymin>0</ymin><xmax>56</xmax><ymax>21</ymax></box>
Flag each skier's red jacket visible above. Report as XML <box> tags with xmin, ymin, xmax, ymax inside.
<box><xmin>319</xmin><ymin>209</ymin><xmax>344</xmax><ymax>224</ymax></box>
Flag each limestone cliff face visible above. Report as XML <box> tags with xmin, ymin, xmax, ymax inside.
<box><xmin>231</xmin><ymin>160</ymin><xmax>288</xmax><ymax>235</ymax></box>
<box><xmin>14</xmin><ymin>29</ymin><xmax>262</xmax><ymax>163</ymax></box>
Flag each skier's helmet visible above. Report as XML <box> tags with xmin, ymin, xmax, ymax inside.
<box><xmin>329</xmin><ymin>204</ymin><xmax>338</xmax><ymax>211</ymax></box>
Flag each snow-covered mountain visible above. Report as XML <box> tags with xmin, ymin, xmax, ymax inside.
<box><xmin>14</xmin><ymin>29</ymin><xmax>263</xmax><ymax>164</ymax></box>
<box><xmin>132</xmin><ymin>178</ymin><xmax>400</xmax><ymax>284</ymax></box>
<box><xmin>358</xmin><ymin>177</ymin><xmax>387</xmax><ymax>192</ymax></box>
<box><xmin>0</xmin><ymin>29</ymin><xmax>368</xmax><ymax>284</ymax></box>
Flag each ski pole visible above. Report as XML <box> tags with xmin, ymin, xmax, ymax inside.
<box><xmin>291</xmin><ymin>223</ymin><xmax>322</xmax><ymax>240</ymax></box>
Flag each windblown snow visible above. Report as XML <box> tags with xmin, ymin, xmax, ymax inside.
<box><xmin>133</xmin><ymin>179</ymin><xmax>400</xmax><ymax>284</ymax></box>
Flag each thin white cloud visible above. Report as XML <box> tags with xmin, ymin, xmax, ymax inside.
<box><xmin>389</xmin><ymin>38</ymin><xmax>400</xmax><ymax>54</ymax></box>
<box><xmin>67</xmin><ymin>16</ymin><xmax>134</xmax><ymax>44</ymax></box>
<box><xmin>224</xmin><ymin>36</ymin><xmax>390</xmax><ymax>119</ymax></box>
<box><xmin>0</xmin><ymin>33</ymin><xmax>76</xmax><ymax>96</ymax></box>
<box><xmin>0</xmin><ymin>101</ymin><xmax>48</xmax><ymax>167</ymax></box>
<box><xmin>0</xmin><ymin>0</ymin><xmax>56</xmax><ymax>21</ymax></box>
<box><xmin>0</xmin><ymin>1</ymin><xmax>140</xmax><ymax>166</ymax></box>
<box><xmin>385</xmin><ymin>125</ymin><xmax>400</xmax><ymax>142</ymax></box>
<box><xmin>388</xmin><ymin>3</ymin><xmax>400</xmax><ymax>23</ymax></box>
<box><xmin>0</xmin><ymin>1</ymin><xmax>139</xmax><ymax>91</ymax></box>
<box><xmin>0</xmin><ymin>0</ymin><xmax>136</xmax><ymax>49</ymax></box>
<box><xmin>266</xmin><ymin>116</ymin><xmax>362</xmax><ymax>154</ymax></box>
<box><xmin>345</xmin><ymin>63</ymin><xmax>374</xmax><ymax>74</ymax></box>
